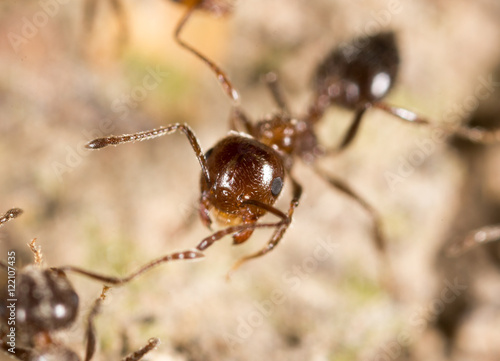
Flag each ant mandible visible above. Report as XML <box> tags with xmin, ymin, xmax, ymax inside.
<box><xmin>0</xmin><ymin>208</ymin><xmax>202</xmax><ymax>360</ymax></box>
<box><xmin>308</xmin><ymin>31</ymin><xmax>500</xmax><ymax>152</ymax></box>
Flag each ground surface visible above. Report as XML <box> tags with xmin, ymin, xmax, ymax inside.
<box><xmin>1</xmin><ymin>0</ymin><xmax>500</xmax><ymax>360</ymax></box>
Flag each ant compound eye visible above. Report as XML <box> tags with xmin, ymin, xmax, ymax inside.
<box><xmin>271</xmin><ymin>177</ymin><xmax>283</xmax><ymax>196</ymax></box>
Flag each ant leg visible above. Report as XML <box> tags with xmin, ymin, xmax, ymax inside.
<box><xmin>122</xmin><ymin>338</ymin><xmax>160</xmax><ymax>361</ymax></box>
<box><xmin>229</xmin><ymin>107</ymin><xmax>254</xmax><ymax>134</ymax></box>
<box><xmin>56</xmin><ymin>250</ymin><xmax>203</xmax><ymax>286</ymax></box>
<box><xmin>174</xmin><ymin>2</ymin><xmax>239</xmax><ymax>103</ymax></box>
<box><xmin>226</xmin><ymin>176</ymin><xmax>303</xmax><ymax>277</ymax></box>
<box><xmin>84</xmin><ymin>286</ymin><xmax>109</xmax><ymax>361</ymax></box>
<box><xmin>28</xmin><ymin>239</ymin><xmax>43</xmax><ymax>266</ymax></box>
<box><xmin>446</xmin><ymin>224</ymin><xmax>500</xmax><ymax>257</ymax></box>
<box><xmin>0</xmin><ymin>208</ymin><xmax>23</xmax><ymax>228</ymax></box>
<box><xmin>373</xmin><ymin>102</ymin><xmax>500</xmax><ymax>143</ymax></box>
<box><xmin>336</xmin><ymin>106</ymin><xmax>369</xmax><ymax>152</ymax></box>
<box><xmin>313</xmin><ymin>167</ymin><xmax>385</xmax><ymax>252</ymax></box>
<box><xmin>263</xmin><ymin>72</ymin><xmax>290</xmax><ymax>113</ymax></box>
<box><xmin>313</xmin><ymin>167</ymin><xmax>398</xmax><ymax>293</ymax></box>
<box><xmin>86</xmin><ymin>123</ymin><xmax>211</xmax><ymax>186</ymax></box>
<box><xmin>196</xmin><ymin>199</ymin><xmax>294</xmax><ymax>251</ymax></box>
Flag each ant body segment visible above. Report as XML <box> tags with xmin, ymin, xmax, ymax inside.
<box><xmin>0</xmin><ymin>209</ymin><xmax>202</xmax><ymax>360</ymax></box>
<box><xmin>309</xmin><ymin>31</ymin><xmax>500</xmax><ymax>152</ymax></box>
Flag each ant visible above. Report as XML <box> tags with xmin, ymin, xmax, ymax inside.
<box><xmin>0</xmin><ymin>208</ymin><xmax>203</xmax><ymax>360</ymax></box>
<box><xmin>84</xmin><ymin>29</ymin><xmax>500</xmax><ymax>282</ymax></box>
<box><xmin>83</xmin><ymin>40</ymin><xmax>402</xmax><ymax>281</ymax></box>
<box><xmin>308</xmin><ymin>31</ymin><xmax>500</xmax><ymax>152</ymax></box>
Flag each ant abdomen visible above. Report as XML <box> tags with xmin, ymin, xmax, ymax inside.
<box><xmin>315</xmin><ymin>31</ymin><xmax>399</xmax><ymax>110</ymax></box>
<box><xmin>8</xmin><ymin>267</ymin><xmax>79</xmax><ymax>336</ymax></box>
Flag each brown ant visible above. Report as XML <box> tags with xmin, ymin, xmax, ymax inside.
<box><xmin>83</xmin><ymin>46</ymin><xmax>394</xmax><ymax>280</ymax></box>
<box><xmin>0</xmin><ymin>208</ymin><xmax>203</xmax><ymax>360</ymax></box>
<box><xmin>83</xmin><ymin>31</ymin><xmax>500</xmax><ymax>283</ymax></box>
<box><xmin>308</xmin><ymin>31</ymin><xmax>500</xmax><ymax>152</ymax></box>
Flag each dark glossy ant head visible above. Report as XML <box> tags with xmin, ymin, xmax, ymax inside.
<box><xmin>200</xmin><ymin>135</ymin><xmax>285</xmax><ymax>230</ymax></box>
<box><xmin>314</xmin><ymin>31</ymin><xmax>399</xmax><ymax>110</ymax></box>
<box><xmin>14</xmin><ymin>267</ymin><xmax>79</xmax><ymax>336</ymax></box>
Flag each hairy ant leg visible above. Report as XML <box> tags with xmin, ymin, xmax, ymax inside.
<box><xmin>336</xmin><ymin>106</ymin><xmax>369</xmax><ymax>152</ymax></box>
<box><xmin>0</xmin><ymin>208</ymin><xmax>23</xmax><ymax>228</ymax></box>
<box><xmin>446</xmin><ymin>224</ymin><xmax>500</xmax><ymax>257</ymax></box>
<box><xmin>229</xmin><ymin>107</ymin><xmax>254</xmax><ymax>133</ymax></box>
<box><xmin>373</xmin><ymin>102</ymin><xmax>500</xmax><ymax>144</ymax></box>
<box><xmin>84</xmin><ymin>286</ymin><xmax>160</xmax><ymax>361</ymax></box>
<box><xmin>173</xmin><ymin>0</ymin><xmax>239</xmax><ymax>102</ymax></box>
<box><xmin>312</xmin><ymin>167</ymin><xmax>397</xmax><ymax>291</ymax></box>
<box><xmin>313</xmin><ymin>167</ymin><xmax>385</xmax><ymax>252</ymax></box>
<box><xmin>262</xmin><ymin>72</ymin><xmax>291</xmax><ymax>114</ymax></box>
<box><xmin>123</xmin><ymin>338</ymin><xmax>160</xmax><ymax>361</ymax></box>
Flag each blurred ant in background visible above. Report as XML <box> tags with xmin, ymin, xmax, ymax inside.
<box><xmin>83</xmin><ymin>0</ymin><xmax>238</xmax><ymax>101</ymax></box>
<box><xmin>308</xmin><ymin>31</ymin><xmax>500</xmax><ymax>152</ymax></box>
<box><xmin>0</xmin><ymin>208</ymin><xmax>202</xmax><ymax>360</ymax></box>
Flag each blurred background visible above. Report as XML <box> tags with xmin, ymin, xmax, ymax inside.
<box><xmin>1</xmin><ymin>0</ymin><xmax>500</xmax><ymax>360</ymax></box>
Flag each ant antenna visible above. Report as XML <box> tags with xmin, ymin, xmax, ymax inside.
<box><xmin>57</xmin><ymin>249</ymin><xmax>203</xmax><ymax>285</ymax></box>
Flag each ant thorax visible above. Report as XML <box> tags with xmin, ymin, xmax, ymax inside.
<box><xmin>252</xmin><ymin>114</ymin><xmax>323</xmax><ymax>166</ymax></box>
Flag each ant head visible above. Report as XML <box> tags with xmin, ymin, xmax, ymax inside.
<box><xmin>314</xmin><ymin>31</ymin><xmax>399</xmax><ymax>109</ymax></box>
<box><xmin>200</xmin><ymin>135</ymin><xmax>285</xmax><ymax>225</ymax></box>
<box><xmin>14</xmin><ymin>267</ymin><xmax>79</xmax><ymax>336</ymax></box>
